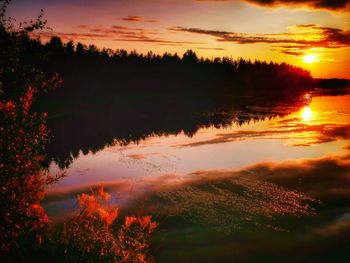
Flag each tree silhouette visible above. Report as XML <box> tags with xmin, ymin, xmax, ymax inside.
<box><xmin>182</xmin><ymin>49</ymin><xmax>198</xmax><ymax>63</ymax></box>
<box><xmin>1</xmin><ymin>2</ymin><xmax>159</xmax><ymax>261</ymax></box>
<box><xmin>12</xmin><ymin>35</ymin><xmax>315</xmax><ymax>169</ymax></box>
<box><xmin>0</xmin><ymin>0</ymin><xmax>62</xmax><ymax>255</ymax></box>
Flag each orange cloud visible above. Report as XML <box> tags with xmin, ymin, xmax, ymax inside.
<box><xmin>244</xmin><ymin>0</ymin><xmax>350</xmax><ymax>11</ymax></box>
<box><xmin>34</xmin><ymin>24</ymin><xmax>202</xmax><ymax>46</ymax></box>
<box><xmin>121</xmin><ymin>15</ymin><xmax>159</xmax><ymax>23</ymax></box>
<box><xmin>197</xmin><ymin>0</ymin><xmax>350</xmax><ymax>11</ymax></box>
<box><xmin>170</xmin><ymin>24</ymin><xmax>350</xmax><ymax>57</ymax></box>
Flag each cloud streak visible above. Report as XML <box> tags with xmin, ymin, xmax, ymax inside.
<box><xmin>197</xmin><ymin>0</ymin><xmax>350</xmax><ymax>11</ymax></box>
<box><xmin>245</xmin><ymin>0</ymin><xmax>350</xmax><ymax>11</ymax></box>
<box><xmin>170</xmin><ymin>24</ymin><xmax>350</xmax><ymax>56</ymax></box>
<box><xmin>35</xmin><ymin>24</ymin><xmax>203</xmax><ymax>46</ymax></box>
<box><xmin>121</xmin><ymin>15</ymin><xmax>158</xmax><ymax>23</ymax></box>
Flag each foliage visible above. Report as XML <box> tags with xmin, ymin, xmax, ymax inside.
<box><xmin>118</xmin><ymin>215</ymin><xmax>158</xmax><ymax>262</ymax></box>
<box><xmin>0</xmin><ymin>87</ymin><xmax>48</xmax><ymax>252</ymax></box>
<box><xmin>1</xmin><ymin>2</ymin><xmax>158</xmax><ymax>262</ymax></box>
<box><xmin>0</xmin><ymin>0</ymin><xmax>62</xmax><ymax>253</ymax></box>
<box><xmin>44</xmin><ymin>188</ymin><xmax>158</xmax><ymax>262</ymax></box>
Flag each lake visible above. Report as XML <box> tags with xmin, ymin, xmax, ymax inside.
<box><xmin>44</xmin><ymin>90</ymin><xmax>350</xmax><ymax>262</ymax></box>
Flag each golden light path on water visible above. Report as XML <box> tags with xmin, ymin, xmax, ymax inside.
<box><xmin>301</xmin><ymin>106</ymin><xmax>313</xmax><ymax>122</ymax></box>
<box><xmin>45</xmin><ymin>94</ymin><xmax>350</xmax><ymax>220</ymax></box>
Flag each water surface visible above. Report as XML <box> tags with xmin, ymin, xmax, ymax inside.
<box><xmin>44</xmin><ymin>92</ymin><xmax>350</xmax><ymax>224</ymax></box>
<box><xmin>43</xmin><ymin>90</ymin><xmax>350</xmax><ymax>261</ymax></box>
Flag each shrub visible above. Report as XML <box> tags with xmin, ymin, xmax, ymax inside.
<box><xmin>52</xmin><ymin>188</ymin><xmax>158</xmax><ymax>262</ymax></box>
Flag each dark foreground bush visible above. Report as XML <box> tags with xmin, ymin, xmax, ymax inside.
<box><xmin>1</xmin><ymin>1</ymin><xmax>158</xmax><ymax>262</ymax></box>
<box><xmin>36</xmin><ymin>188</ymin><xmax>158</xmax><ymax>263</ymax></box>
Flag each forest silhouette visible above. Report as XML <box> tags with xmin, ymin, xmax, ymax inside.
<box><xmin>17</xmin><ymin>36</ymin><xmax>320</xmax><ymax>168</ymax></box>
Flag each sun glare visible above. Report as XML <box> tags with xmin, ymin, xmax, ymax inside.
<box><xmin>303</xmin><ymin>54</ymin><xmax>316</xmax><ymax>64</ymax></box>
<box><xmin>301</xmin><ymin>106</ymin><xmax>313</xmax><ymax>122</ymax></box>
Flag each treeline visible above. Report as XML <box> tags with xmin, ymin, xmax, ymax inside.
<box><xmin>315</xmin><ymin>78</ymin><xmax>350</xmax><ymax>89</ymax></box>
<box><xmin>1</xmin><ymin>35</ymin><xmax>314</xmax><ymax>103</ymax></box>
<box><xmin>13</xmin><ymin>36</ymin><xmax>313</xmax><ymax>169</ymax></box>
<box><xmin>2</xmin><ymin>31</ymin><xmax>315</xmax><ymax>169</ymax></box>
<box><xmin>43</xmin><ymin>95</ymin><xmax>309</xmax><ymax>169</ymax></box>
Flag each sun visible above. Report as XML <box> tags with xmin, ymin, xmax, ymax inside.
<box><xmin>301</xmin><ymin>106</ymin><xmax>313</xmax><ymax>122</ymax></box>
<box><xmin>303</xmin><ymin>54</ymin><xmax>316</xmax><ymax>64</ymax></box>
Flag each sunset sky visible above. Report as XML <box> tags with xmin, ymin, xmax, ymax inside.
<box><xmin>8</xmin><ymin>0</ymin><xmax>350</xmax><ymax>78</ymax></box>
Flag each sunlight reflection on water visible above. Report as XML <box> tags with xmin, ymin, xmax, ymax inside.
<box><xmin>301</xmin><ymin>106</ymin><xmax>313</xmax><ymax>122</ymax></box>
<box><xmin>45</xmin><ymin>93</ymin><xmax>350</xmax><ymax>221</ymax></box>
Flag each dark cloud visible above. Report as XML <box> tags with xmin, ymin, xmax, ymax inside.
<box><xmin>244</xmin><ymin>0</ymin><xmax>350</xmax><ymax>11</ymax></box>
<box><xmin>197</xmin><ymin>0</ymin><xmax>350</xmax><ymax>11</ymax></box>
<box><xmin>121</xmin><ymin>15</ymin><xmax>158</xmax><ymax>23</ymax></box>
<box><xmin>296</xmin><ymin>24</ymin><xmax>350</xmax><ymax>48</ymax></box>
<box><xmin>170</xmin><ymin>24</ymin><xmax>350</xmax><ymax>56</ymax></box>
<box><xmin>279</xmin><ymin>49</ymin><xmax>304</xmax><ymax>56</ymax></box>
<box><xmin>34</xmin><ymin>24</ymin><xmax>202</xmax><ymax>46</ymax></box>
<box><xmin>170</xmin><ymin>26</ymin><xmax>299</xmax><ymax>44</ymax></box>
<box><xmin>112</xmin><ymin>37</ymin><xmax>201</xmax><ymax>45</ymax></box>
<box><xmin>195</xmin><ymin>46</ymin><xmax>227</xmax><ymax>51</ymax></box>
<box><xmin>33</xmin><ymin>31</ymin><xmax>111</xmax><ymax>41</ymax></box>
